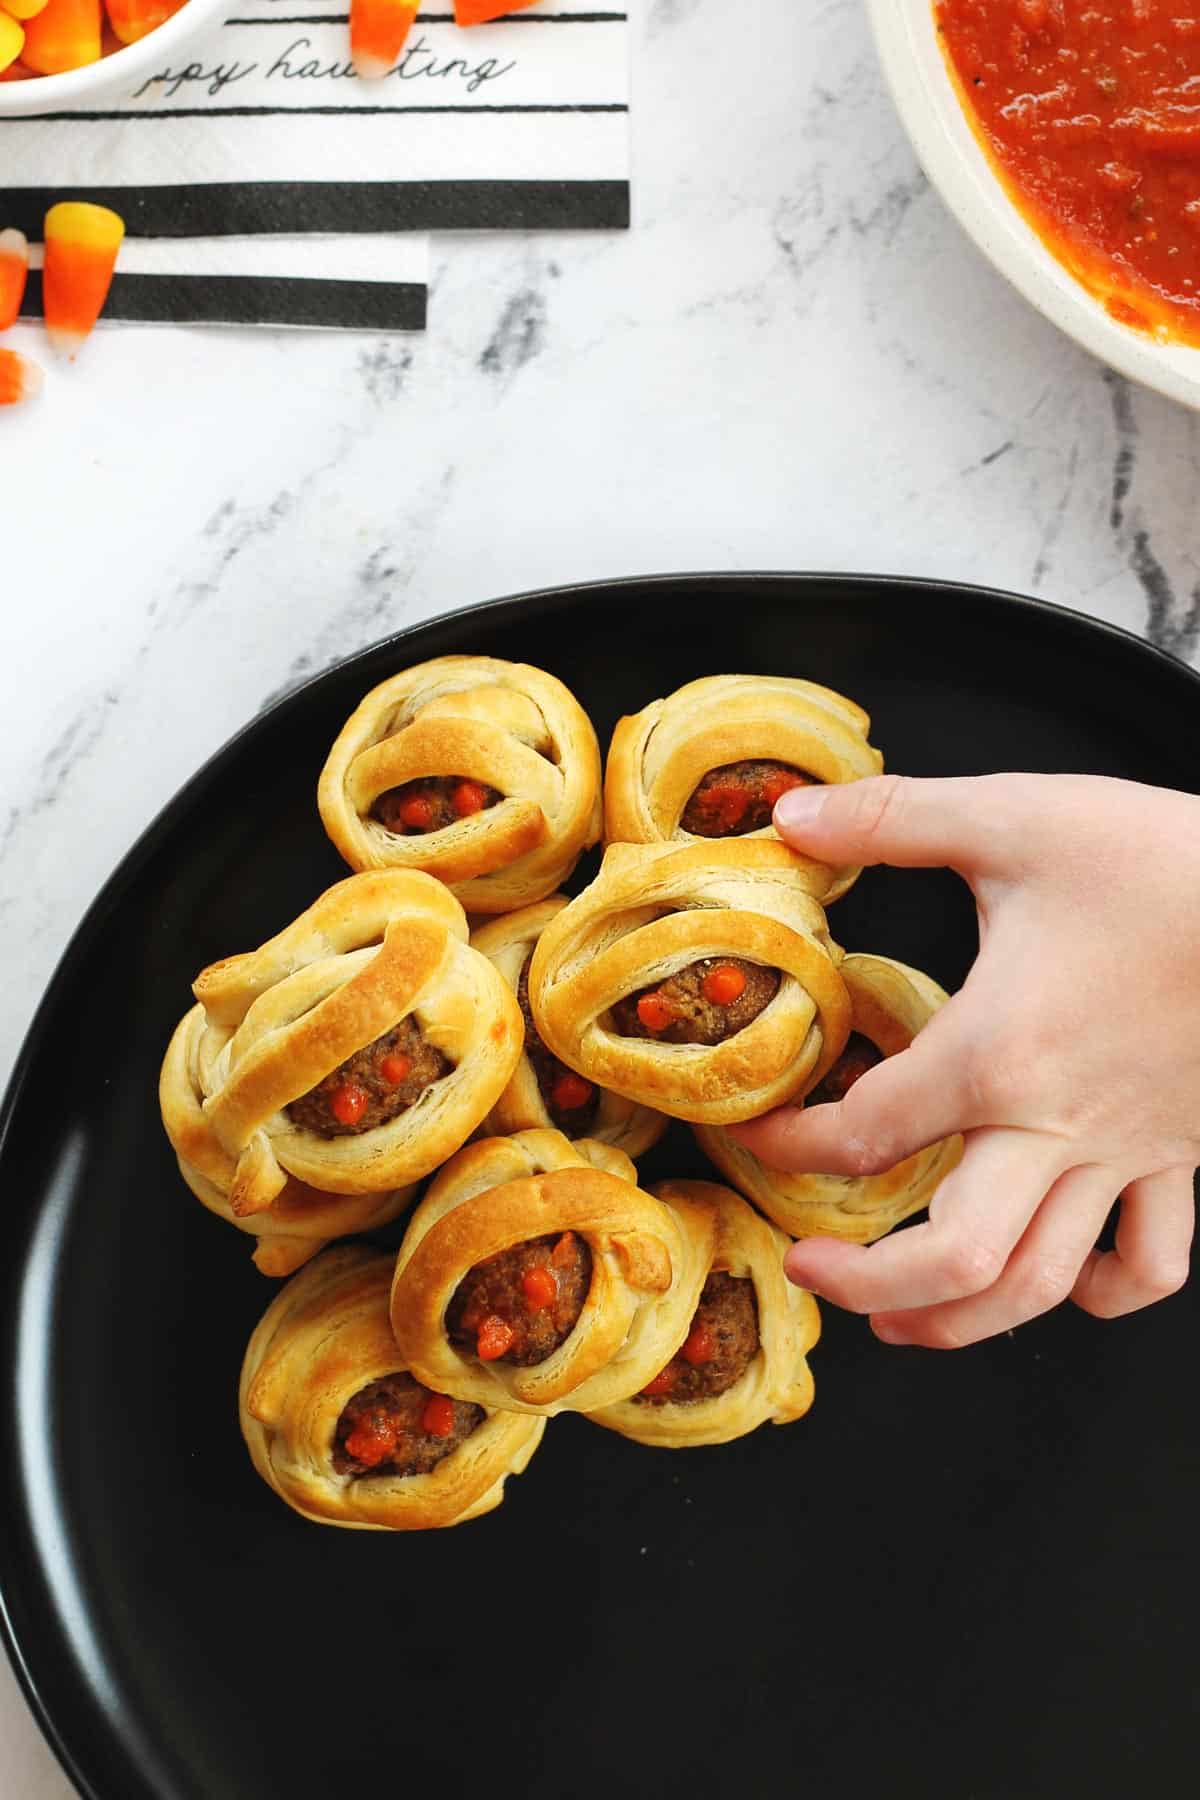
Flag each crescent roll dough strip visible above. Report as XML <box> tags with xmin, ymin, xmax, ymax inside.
<box><xmin>160</xmin><ymin>1005</ymin><xmax>417</xmax><ymax>1276</ymax></box>
<box><xmin>527</xmin><ymin>841</ymin><xmax>851</xmax><ymax>1125</ymax></box>
<box><xmin>605</xmin><ymin>672</ymin><xmax>883</xmax><ymax>903</ymax></box>
<box><xmin>586</xmin><ymin>1180</ymin><xmax>821</xmax><ymax>1448</ymax></box>
<box><xmin>696</xmin><ymin>953</ymin><xmax>964</xmax><ymax>1243</ymax></box>
<box><xmin>240</xmin><ymin>1247</ymin><xmax>545</xmax><ymax>1529</ymax></box>
<box><xmin>471</xmin><ymin>896</ymin><xmax>668</xmax><ymax>1159</ymax></box>
<box><xmin>389</xmin><ymin>1129</ymin><xmax>718</xmax><ymax>1416</ymax></box>
<box><xmin>318</xmin><ymin>655</ymin><xmax>602</xmax><ymax>913</ymax></box>
<box><xmin>159</xmin><ymin>870</ymin><xmax>523</xmax><ymax>1222</ymax></box>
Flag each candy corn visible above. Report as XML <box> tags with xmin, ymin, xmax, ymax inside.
<box><xmin>103</xmin><ymin>0</ymin><xmax>183</xmax><ymax>45</ymax></box>
<box><xmin>0</xmin><ymin>230</ymin><xmax>29</xmax><ymax>330</ymax></box>
<box><xmin>0</xmin><ymin>348</ymin><xmax>43</xmax><ymax>407</ymax></box>
<box><xmin>350</xmin><ymin>0</ymin><xmax>416</xmax><ymax>79</ymax></box>
<box><xmin>42</xmin><ymin>202</ymin><xmax>124</xmax><ymax>358</ymax></box>
<box><xmin>21</xmin><ymin>0</ymin><xmax>100</xmax><ymax>73</ymax></box>
<box><xmin>1</xmin><ymin>0</ymin><xmax>50</xmax><ymax>20</ymax></box>
<box><xmin>454</xmin><ymin>0</ymin><xmax>541</xmax><ymax>22</ymax></box>
<box><xmin>0</xmin><ymin>10</ymin><xmax>23</xmax><ymax>68</ymax></box>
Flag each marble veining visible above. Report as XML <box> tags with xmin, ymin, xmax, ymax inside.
<box><xmin>3</xmin><ymin>3</ymin><xmax>1200</xmax><ymax>1785</ymax></box>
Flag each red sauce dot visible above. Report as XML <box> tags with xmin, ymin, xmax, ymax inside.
<box><xmin>330</xmin><ymin>1082</ymin><xmax>369</xmax><ymax>1127</ymax></box>
<box><xmin>421</xmin><ymin>1394</ymin><xmax>457</xmax><ymax>1439</ymax></box>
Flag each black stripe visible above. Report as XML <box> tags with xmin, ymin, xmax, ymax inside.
<box><xmin>22</xmin><ymin>268</ymin><xmax>427</xmax><ymax>329</ymax></box>
<box><xmin>3</xmin><ymin>179</ymin><xmax>629</xmax><ymax>235</ymax></box>
<box><xmin>13</xmin><ymin>102</ymin><xmax>627</xmax><ymax>119</ymax></box>
<box><xmin>224</xmin><ymin>9</ymin><xmax>627</xmax><ymax>19</ymax></box>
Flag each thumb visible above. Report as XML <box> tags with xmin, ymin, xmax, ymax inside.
<box><xmin>773</xmin><ymin>773</ymin><xmax>1034</xmax><ymax>875</ymax></box>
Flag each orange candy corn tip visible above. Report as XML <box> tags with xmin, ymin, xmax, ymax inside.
<box><xmin>0</xmin><ymin>10</ymin><xmax>23</xmax><ymax>67</ymax></box>
<box><xmin>454</xmin><ymin>0</ymin><xmax>541</xmax><ymax>23</ymax></box>
<box><xmin>0</xmin><ymin>348</ymin><xmax>43</xmax><ymax>408</ymax></box>
<box><xmin>349</xmin><ymin>0</ymin><xmax>416</xmax><ymax>79</ymax></box>
<box><xmin>103</xmin><ymin>0</ymin><xmax>184</xmax><ymax>46</ymax></box>
<box><xmin>0</xmin><ymin>229</ymin><xmax>29</xmax><ymax>331</ymax></box>
<box><xmin>22</xmin><ymin>0</ymin><xmax>100</xmax><ymax>73</ymax></box>
<box><xmin>43</xmin><ymin>202</ymin><xmax>125</xmax><ymax>359</ymax></box>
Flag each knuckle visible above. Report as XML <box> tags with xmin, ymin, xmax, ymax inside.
<box><xmin>836</xmin><ymin>1087</ymin><xmax>901</xmax><ymax>1176</ymax></box>
<box><xmin>850</xmin><ymin>774</ymin><xmax>907</xmax><ymax>845</ymax></box>
<box><xmin>1135</xmin><ymin>1253</ymin><xmax>1191</xmax><ymax>1301</ymax></box>
<box><xmin>939</xmin><ymin>1235</ymin><xmax>1006</xmax><ymax>1295</ymax></box>
<box><xmin>961</xmin><ymin>1036</ymin><xmax>1027</xmax><ymax>1120</ymax></box>
<box><xmin>842</xmin><ymin>1134</ymin><xmax>899</xmax><ymax>1179</ymax></box>
<box><xmin>922</xmin><ymin>1316</ymin><xmax>969</xmax><ymax>1351</ymax></box>
<box><xmin>1013</xmin><ymin>1256</ymin><xmax>1077</xmax><ymax>1315</ymax></box>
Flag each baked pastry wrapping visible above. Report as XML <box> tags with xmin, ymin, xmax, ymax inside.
<box><xmin>696</xmin><ymin>953</ymin><xmax>964</xmax><ymax>1242</ymax></box>
<box><xmin>604</xmin><ymin>673</ymin><xmax>883</xmax><ymax>903</ymax></box>
<box><xmin>160</xmin><ymin>1005</ymin><xmax>416</xmax><ymax>1276</ymax></box>
<box><xmin>159</xmin><ymin>870</ymin><xmax>523</xmax><ymax>1230</ymax></box>
<box><xmin>240</xmin><ymin>1246</ymin><xmax>545</xmax><ymax>1529</ymax></box>
<box><xmin>389</xmin><ymin>1129</ymin><xmax>719</xmax><ymax>1416</ymax></box>
<box><xmin>586</xmin><ymin>1179</ymin><xmax>820</xmax><ymax>1448</ymax></box>
<box><xmin>526</xmin><ymin>840</ymin><xmax>850</xmax><ymax>1126</ymax></box>
<box><xmin>471</xmin><ymin>896</ymin><xmax>668</xmax><ymax>1159</ymax></box>
<box><xmin>317</xmin><ymin>655</ymin><xmax>602</xmax><ymax>914</ymax></box>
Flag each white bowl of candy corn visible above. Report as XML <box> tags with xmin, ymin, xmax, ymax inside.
<box><xmin>0</xmin><ymin>0</ymin><xmax>230</xmax><ymax>116</ymax></box>
<box><xmin>0</xmin><ymin>0</ymin><xmax>539</xmax><ymax>115</ymax></box>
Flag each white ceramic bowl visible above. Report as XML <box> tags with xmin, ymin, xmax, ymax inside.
<box><xmin>868</xmin><ymin>0</ymin><xmax>1200</xmax><ymax>410</ymax></box>
<box><xmin>0</xmin><ymin>0</ymin><xmax>228</xmax><ymax>119</ymax></box>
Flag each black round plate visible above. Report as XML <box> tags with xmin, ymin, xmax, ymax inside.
<box><xmin>3</xmin><ymin>575</ymin><xmax>1199</xmax><ymax>1800</ymax></box>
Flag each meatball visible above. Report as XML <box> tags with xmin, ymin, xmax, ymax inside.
<box><xmin>806</xmin><ymin>1032</ymin><xmax>882</xmax><ymax>1107</ymax></box>
<box><xmin>682</xmin><ymin>759</ymin><xmax>817</xmax><ymax>837</ymax></box>
<box><xmin>611</xmin><ymin>957</ymin><xmax>780</xmax><ymax>1046</ymax></box>
<box><xmin>286</xmin><ymin>1015</ymin><xmax>452</xmax><ymax>1137</ymax></box>
<box><xmin>372</xmin><ymin>775</ymin><xmax>501</xmax><ymax>835</ymax></box>
<box><xmin>516</xmin><ymin>955</ymin><xmax>599</xmax><ymax>1133</ymax></box>
<box><xmin>332</xmin><ymin>1373</ymin><xmax>483</xmax><ymax>1479</ymax></box>
<box><xmin>446</xmin><ymin>1230</ymin><xmax>593</xmax><ymax>1367</ymax></box>
<box><xmin>636</xmin><ymin>1273</ymin><xmax>759</xmax><ymax>1405</ymax></box>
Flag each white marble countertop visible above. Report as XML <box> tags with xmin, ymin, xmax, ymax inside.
<box><xmin>3</xmin><ymin>0</ymin><xmax>1199</xmax><ymax>1791</ymax></box>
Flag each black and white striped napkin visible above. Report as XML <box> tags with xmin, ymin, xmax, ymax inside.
<box><xmin>19</xmin><ymin>233</ymin><xmax>428</xmax><ymax>329</ymax></box>
<box><xmin>0</xmin><ymin>2</ymin><xmax>629</xmax><ymax>328</ymax></box>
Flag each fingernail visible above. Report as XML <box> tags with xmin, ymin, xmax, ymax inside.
<box><xmin>871</xmin><ymin>1318</ymin><xmax>910</xmax><ymax>1346</ymax></box>
<box><xmin>774</xmin><ymin>786</ymin><xmax>828</xmax><ymax>831</ymax></box>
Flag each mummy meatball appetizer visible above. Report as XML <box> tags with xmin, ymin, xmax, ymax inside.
<box><xmin>526</xmin><ymin>840</ymin><xmax>850</xmax><ymax>1126</ymax></box>
<box><xmin>471</xmin><ymin>896</ymin><xmax>668</xmax><ymax>1159</ymax></box>
<box><xmin>696</xmin><ymin>953</ymin><xmax>963</xmax><ymax>1242</ymax></box>
<box><xmin>604</xmin><ymin>673</ymin><xmax>883</xmax><ymax>903</ymax></box>
<box><xmin>159</xmin><ymin>871</ymin><xmax>523</xmax><ymax>1247</ymax></box>
<box><xmin>240</xmin><ymin>1247</ymin><xmax>545</xmax><ymax>1529</ymax></box>
<box><xmin>317</xmin><ymin>655</ymin><xmax>602</xmax><ymax>914</ymax></box>
<box><xmin>586</xmin><ymin>1180</ymin><xmax>820</xmax><ymax>1448</ymax></box>
<box><xmin>389</xmin><ymin>1129</ymin><xmax>719</xmax><ymax>1416</ymax></box>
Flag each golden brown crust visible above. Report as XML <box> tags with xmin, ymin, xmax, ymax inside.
<box><xmin>604</xmin><ymin>673</ymin><xmax>883</xmax><ymax>903</ymax></box>
<box><xmin>316</xmin><ymin>656</ymin><xmax>602</xmax><ymax>913</ymax></box>
<box><xmin>389</xmin><ymin>1130</ymin><xmax>719</xmax><ymax>1415</ymax></box>
<box><xmin>586</xmin><ymin>1180</ymin><xmax>821</xmax><ymax>1448</ymax></box>
<box><xmin>526</xmin><ymin>841</ymin><xmax>851</xmax><ymax>1126</ymax></box>
<box><xmin>470</xmin><ymin>896</ymin><xmax>668</xmax><ymax>1159</ymax></box>
<box><xmin>160</xmin><ymin>1005</ymin><xmax>417</xmax><ymax>1276</ymax></box>
<box><xmin>239</xmin><ymin>1248</ymin><xmax>545</xmax><ymax>1529</ymax></box>
<box><xmin>158</xmin><ymin>871</ymin><xmax>524</xmax><ymax>1237</ymax></box>
<box><xmin>696</xmin><ymin>954</ymin><xmax>964</xmax><ymax>1242</ymax></box>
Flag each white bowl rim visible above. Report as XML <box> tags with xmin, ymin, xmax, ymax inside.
<box><xmin>867</xmin><ymin>0</ymin><xmax>1200</xmax><ymax>412</ymax></box>
<box><xmin>0</xmin><ymin>0</ymin><xmax>228</xmax><ymax>119</ymax></box>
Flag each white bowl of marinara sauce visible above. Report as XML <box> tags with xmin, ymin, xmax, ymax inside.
<box><xmin>867</xmin><ymin>0</ymin><xmax>1200</xmax><ymax>411</ymax></box>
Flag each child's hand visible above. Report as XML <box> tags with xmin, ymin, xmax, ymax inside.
<box><xmin>729</xmin><ymin>774</ymin><xmax>1200</xmax><ymax>1348</ymax></box>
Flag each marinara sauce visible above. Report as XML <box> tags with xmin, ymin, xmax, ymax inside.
<box><xmin>937</xmin><ymin>1</ymin><xmax>1200</xmax><ymax>341</ymax></box>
